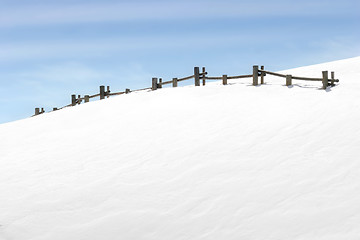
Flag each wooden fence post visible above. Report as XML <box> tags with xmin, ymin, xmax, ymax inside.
<box><xmin>125</xmin><ymin>88</ymin><xmax>130</xmax><ymax>94</ymax></box>
<box><xmin>152</xmin><ymin>78</ymin><xmax>158</xmax><ymax>90</ymax></box>
<box><xmin>172</xmin><ymin>78</ymin><xmax>178</xmax><ymax>87</ymax></box>
<box><xmin>71</xmin><ymin>94</ymin><xmax>76</xmax><ymax>106</ymax></box>
<box><xmin>331</xmin><ymin>72</ymin><xmax>335</xmax><ymax>86</ymax></box>
<box><xmin>260</xmin><ymin>66</ymin><xmax>265</xmax><ymax>84</ymax></box>
<box><xmin>194</xmin><ymin>67</ymin><xmax>200</xmax><ymax>86</ymax></box>
<box><xmin>107</xmin><ymin>86</ymin><xmax>110</xmax><ymax>98</ymax></box>
<box><xmin>84</xmin><ymin>95</ymin><xmax>90</xmax><ymax>103</ymax></box>
<box><xmin>222</xmin><ymin>75</ymin><xmax>228</xmax><ymax>85</ymax></box>
<box><xmin>202</xmin><ymin>67</ymin><xmax>206</xmax><ymax>86</ymax></box>
<box><xmin>158</xmin><ymin>78</ymin><xmax>162</xmax><ymax>89</ymax></box>
<box><xmin>322</xmin><ymin>71</ymin><xmax>328</xmax><ymax>89</ymax></box>
<box><xmin>100</xmin><ymin>85</ymin><xmax>105</xmax><ymax>99</ymax></box>
<box><xmin>35</xmin><ymin>108</ymin><xmax>40</xmax><ymax>115</ymax></box>
<box><xmin>41</xmin><ymin>108</ymin><xmax>45</xmax><ymax>113</ymax></box>
<box><xmin>286</xmin><ymin>75</ymin><xmax>292</xmax><ymax>86</ymax></box>
<box><xmin>53</xmin><ymin>107</ymin><xmax>58</xmax><ymax>111</ymax></box>
<box><xmin>77</xmin><ymin>95</ymin><xmax>81</xmax><ymax>105</ymax></box>
<box><xmin>253</xmin><ymin>65</ymin><xmax>259</xmax><ymax>86</ymax></box>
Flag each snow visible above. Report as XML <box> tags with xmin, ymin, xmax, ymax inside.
<box><xmin>0</xmin><ymin>56</ymin><xmax>360</xmax><ymax>240</ymax></box>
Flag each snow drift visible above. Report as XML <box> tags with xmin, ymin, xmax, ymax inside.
<box><xmin>1</xmin><ymin>57</ymin><xmax>360</xmax><ymax>240</ymax></box>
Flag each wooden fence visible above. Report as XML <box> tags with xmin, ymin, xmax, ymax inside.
<box><xmin>33</xmin><ymin>65</ymin><xmax>339</xmax><ymax>116</ymax></box>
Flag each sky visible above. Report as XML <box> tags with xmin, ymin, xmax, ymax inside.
<box><xmin>0</xmin><ymin>0</ymin><xmax>359</xmax><ymax>124</ymax></box>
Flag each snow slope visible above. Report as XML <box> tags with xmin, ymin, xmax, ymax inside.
<box><xmin>0</xmin><ymin>57</ymin><xmax>360</xmax><ymax>240</ymax></box>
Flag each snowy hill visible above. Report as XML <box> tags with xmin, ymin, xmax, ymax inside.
<box><xmin>1</xmin><ymin>57</ymin><xmax>360</xmax><ymax>240</ymax></box>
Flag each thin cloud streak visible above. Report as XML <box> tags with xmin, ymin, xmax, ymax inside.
<box><xmin>0</xmin><ymin>0</ymin><xmax>356</xmax><ymax>27</ymax></box>
<box><xmin>0</xmin><ymin>33</ymin><xmax>275</xmax><ymax>62</ymax></box>
<box><xmin>14</xmin><ymin>62</ymin><xmax>107</xmax><ymax>84</ymax></box>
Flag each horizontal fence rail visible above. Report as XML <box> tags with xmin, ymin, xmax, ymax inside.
<box><xmin>227</xmin><ymin>74</ymin><xmax>253</xmax><ymax>79</ymax></box>
<box><xmin>33</xmin><ymin>65</ymin><xmax>339</xmax><ymax>117</ymax></box>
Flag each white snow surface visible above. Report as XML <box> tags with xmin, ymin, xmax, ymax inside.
<box><xmin>1</xmin><ymin>57</ymin><xmax>360</xmax><ymax>240</ymax></box>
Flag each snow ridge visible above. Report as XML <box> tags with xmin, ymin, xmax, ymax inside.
<box><xmin>0</xmin><ymin>56</ymin><xmax>360</xmax><ymax>240</ymax></box>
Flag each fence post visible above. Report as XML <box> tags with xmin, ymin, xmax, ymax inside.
<box><xmin>41</xmin><ymin>108</ymin><xmax>45</xmax><ymax>113</ymax></box>
<box><xmin>286</xmin><ymin>75</ymin><xmax>292</xmax><ymax>86</ymax></box>
<box><xmin>194</xmin><ymin>67</ymin><xmax>200</xmax><ymax>86</ymax></box>
<box><xmin>158</xmin><ymin>78</ymin><xmax>162</xmax><ymax>89</ymax></box>
<box><xmin>71</xmin><ymin>94</ymin><xmax>76</xmax><ymax>106</ymax></box>
<box><xmin>331</xmin><ymin>72</ymin><xmax>335</xmax><ymax>86</ymax></box>
<box><xmin>202</xmin><ymin>67</ymin><xmax>206</xmax><ymax>86</ymax></box>
<box><xmin>152</xmin><ymin>78</ymin><xmax>158</xmax><ymax>90</ymax></box>
<box><xmin>125</xmin><ymin>88</ymin><xmax>130</xmax><ymax>94</ymax></box>
<box><xmin>53</xmin><ymin>107</ymin><xmax>58</xmax><ymax>111</ymax></box>
<box><xmin>253</xmin><ymin>65</ymin><xmax>259</xmax><ymax>86</ymax></box>
<box><xmin>35</xmin><ymin>108</ymin><xmax>40</xmax><ymax>115</ymax></box>
<box><xmin>260</xmin><ymin>66</ymin><xmax>265</xmax><ymax>84</ymax></box>
<box><xmin>84</xmin><ymin>95</ymin><xmax>90</xmax><ymax>103</ymax></box>
<box><xmin>322</xmin><ymin>71</ymin><xmax>328</xmax><ymax>89</ymax></box>
<box><xmin>172</xmin><ymin>78</ymin><xmax>178</xmax><ymax>87</ymax></box>
<box><xmin>107</xmin><ymin>86</ymin><xmax>110</xmax><ymax>98</ymax></box>
<box><xmin>100</xmin><ymin>85</ymin><xmax>105</xmax><ymax>99</ymax></box>
<box><xmin>222</xmin><ymin>75</ymin><xmax>228</xmax><ymax>85</ymax></box>
<box><xmin>77</xmin><ymin>95</ymin><xmax>81</xmax><ymax>105</ymax></box>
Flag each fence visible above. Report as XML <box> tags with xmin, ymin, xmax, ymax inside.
<box><xmin>33</xmin><ymin>65</ymin><xmax>339</xmax><ymax>116</ymax></box>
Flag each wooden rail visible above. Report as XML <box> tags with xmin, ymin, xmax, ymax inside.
<box><xmin>260</xmin><ymin>70</ymin><xmax>287</xmax><ymax>78</ymax></box>
<box><xmin>260</xmin><ymin>70</ymin><xmax>321</xmax><ymax>81</ymax></box>
<box><xmin>33</xmin><ymin>65</ymin><xmax>339</xmax><ymax>117</ymax></box>
<box><xmin>108</xmin><ymin>92</ymin><xmax>125</xmax><ymax>96</ymax></box>
<box><xmin>259</xmin><ymin>69</ymin><xmax>339</xmax><ymax>82</ymax></box>
<box><xmin>205</xmin><ymin>76</ymin><xmax>222</xmax><ymax>80</ymax></box>
<box><xmin>132</xmin><ymin>87</ymin><xmax>152</xmax><ymax>92</ymax></box>
<box><xmin>227</xmin><ymin>74</ymin><xmax>253</xmax><ymax>79</ymax></box>
<box><xmin>205</xmin><ymin>74</ymin><xmax>252</xmax><ymax>80</ymax></box>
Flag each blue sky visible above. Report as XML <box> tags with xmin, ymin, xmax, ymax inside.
<box><xmin>1</xmin><ymin>0</ymin><xmax>359</xmax><ymax>124</ymax></box>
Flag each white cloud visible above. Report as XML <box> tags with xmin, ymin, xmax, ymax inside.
<box><xmin>0</xmin><ymin>0</ymin><xmax>355</xmax><ymax>27</ymax></box>
<box><xmin>0</xmin><ymin>33</ymin><xmax>271</xmax><ymax>62</ymax></box>
<box><xmin>16</xmin><ymin>62</ymin><xmax>106</xmax><ymax>84</ymax></box>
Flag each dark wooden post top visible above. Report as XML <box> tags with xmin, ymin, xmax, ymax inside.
<box><xmin>253</xmin><ymin>65</ymin><xmax>259</xmax><ymax>86</ymax></box>
<box><xmin>172</xmin><ymin>78</ymin><xmax>178</xmax><ymax>87</ymax></box>
<box><xmin>260</xmin><ymin>66</ymin><xmax>265</xmax><ymax>84</ymax></box>
<box><xmin>194</xmin><ymin>67</ymin><xmax>200</xmax><ymax>86</ymax></box>
<box><xmin>222</xmin><ymin>75</ymin><xmax>228</xmax><ymax>85</ymax></box>
<box><xmin>100</xmin><ymin>85</ymin><xmax>105</xmax><ymax>99</ymax></box>
<box><xmin>330</xmin><ymin>72</ymin><xmax>335</xmax><ymax>86</ymax></box>
<box><xmin>71</xmin><ymin>94</ymin><xmax>76</xmax><ymax>106</ymax></box>
<box><xmin>152</xmin><ymin>78</ymin><xmax>158</xmax><ymax>90</ymax></box>
<box><xmin>286</xmin><ymin>75</ymin><xmax>292</xmax><ymax>86</ymax></box>
<box><xmin>322</xmin><ymin>71</ymin><xmax>328</xmax><ymax>89</ymax></box>
<box><xmin>202</xmin><ymin>67</ymin><xmax>206</xmax><ymax>86</ymax></box>
<box><xmin>106</xmin><ymin>86</ymin><xmax>110</xmax><ymax>98</ymax></box>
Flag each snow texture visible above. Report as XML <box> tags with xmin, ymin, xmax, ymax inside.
<box><xmin>0</xmin><ymin>57</ymin><xmax>360</xmax><ymax>240</ymax></box>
